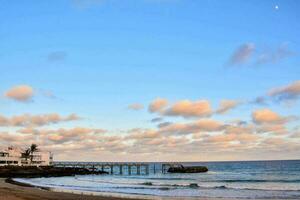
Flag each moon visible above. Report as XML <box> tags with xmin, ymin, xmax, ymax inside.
<box><xmin>275</xmin><ymin>5</ymin><xmax>279</xmax><ymax>10</ymax></box>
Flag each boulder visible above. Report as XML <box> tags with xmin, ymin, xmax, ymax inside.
<box><xmin>167</xmin><ymin>166</ymin><xmax>208</xmax><ymax>173</ymax></box>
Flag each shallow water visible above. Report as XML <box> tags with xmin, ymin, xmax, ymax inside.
<box><xmin>15</xmin><ymin>160</ymin><xmax>300</xmax><ymax>199</ymax></box>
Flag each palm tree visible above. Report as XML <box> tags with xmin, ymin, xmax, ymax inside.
<box><xmin>22</xmin><ymin>148</ymin><xmax>31</xmax><ymax>164</ymax></box>
<box><xmin>30</xmin><ymin>144</ymin><xmax>38</xmax><ymax>163</ymax></box>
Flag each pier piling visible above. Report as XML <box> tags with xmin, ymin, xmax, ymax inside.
<box><xmin>53</xmin><ymin>162</ymin><xmax>179</xmax><ymax>176</ymax></box>
<box><xmin>119</xmin><ymin>165</ymin><xmax>123</xmax><ymax>175</ymax></box>
<box><xmin>128</xmin><ymin>165</ymin><xmax>131</xmax><ymax>175</ymax></box>
<box><xmin>137</xmin><ymin>165</ymin><xmax>141</xmax><ymax>175</ymax></box>
<box><xmin>110</xmin><ymin>165</ymin><xmax>114</xmax><ymax>174</ymax></box>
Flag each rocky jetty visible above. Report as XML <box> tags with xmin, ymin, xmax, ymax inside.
<box><xmin>168</xmin><ymin>165</ymin><xmax>208</xmax><ymax>173</ymax></box>
<box><xmin>0</xmin><ymin>166</ymin><xmax>108</xmax><ymax>178</ymax></box>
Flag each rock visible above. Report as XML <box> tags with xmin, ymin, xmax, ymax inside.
<box><xmin>189</xmin><ymin>183</ymin><xmax>199</xmax><ymax>188</ymax></box>
<box><xmin>159</xmin><ymin>187</ymin><xmax>170</xmax><ymax>190</ymax></box>
<box><xmin>0</xmin><ymin>166</ymin><xmax>108</xmax><ymax>178</ymax></box>
<box><xmin>142</xmin><ymin>182</ymin><xmax>153</xmax><ymax>186</ymax></box>
<box><xmin>168</xmin><ymin>166</ymin><xmax>208</xmax><ymax>173</ymax></box>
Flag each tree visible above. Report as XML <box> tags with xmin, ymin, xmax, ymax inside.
<box><xmin>22</xmin><ymin>148</ymin><xmax>31</xmax><ymax>163</ymax></box>
<box><xmin>30</xmin><ymin>144</ymin><xmax>38</xmax><ymax>163</ymax></box>
<box><xmin>21</xmin><ymin>144</ymin><xmax>39</xmax><ymax>165</ymax></box>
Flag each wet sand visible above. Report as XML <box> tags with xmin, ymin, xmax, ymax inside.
<box><xmin>0</xmin><ymin>178</ymin><xmax>142</xmax><ymax>200</ymax></box>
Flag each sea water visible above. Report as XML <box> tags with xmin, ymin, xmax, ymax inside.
<box><xmin>15</xmin><ymin>160</ymin><xmax>300</xmax><ymax>199</ymax></box>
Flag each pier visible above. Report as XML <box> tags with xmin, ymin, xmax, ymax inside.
<box><xmin>54</xmin><ymin>162</ymin><xmax>151</xmax><ymax>175</ymax></box>
<box><xmin>53</xmin><ymin>162</ymin><xmax>183</xmax><ymax>175</ymax></box>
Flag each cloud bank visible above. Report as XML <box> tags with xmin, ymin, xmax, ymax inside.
<box><xmin>0</xmin><ymin>113</ymin><xmax>80</xmax><ymax>127</ymax></box>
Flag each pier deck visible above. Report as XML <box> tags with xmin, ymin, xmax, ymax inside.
<box><xmin>53</xmin><ymin>162</ymin><xmax>183</xmax><ymax>175</ymax></box>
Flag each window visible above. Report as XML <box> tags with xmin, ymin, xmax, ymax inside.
<box><xmin>0</xmin><ymin>153</ymin><xmax>8</xmax><ymax>157</ymax></box>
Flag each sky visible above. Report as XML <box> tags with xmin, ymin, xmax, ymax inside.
<box><xmin>0</xmin><ymin>0</ymin><xmax>300</xmax><ymax>162</ymax></box>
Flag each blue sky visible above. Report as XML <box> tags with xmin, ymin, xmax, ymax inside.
<box><xmin>0</xmin><ymin>0</ymin><xmax>299</xmax><ymax>161</ymax></box>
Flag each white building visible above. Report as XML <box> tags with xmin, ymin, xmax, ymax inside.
<box><xmin>29</xmin><ymin>150</ymin><xmax>53</xmax><ymax>166</ymax></box>
<box><xmin>0</xmin><ymin>146</ymin><xmax>53</xmax><ymax>167</ymax></box>
<box><xmin>0</xmin><ymin>146</ymin><xmax>21</xmax><ymax>166</ymax></box>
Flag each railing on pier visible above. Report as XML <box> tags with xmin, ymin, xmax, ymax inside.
<box><xmin>53</xmin><ymin>162</ymin><xmax>183</xmax><ymax>175</ymax></box>
<box><xmin>53</xmin><ymin>162</ymin><xmax>150</xmax><ymax>175</ymax></box>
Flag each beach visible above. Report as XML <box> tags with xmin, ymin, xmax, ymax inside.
<box><xmin>1</xmin><ymin>177</ymin><xmax>298</xmax><ymax>200</ymax></box>
<box><xmin>0</xmin><ymin>178</ymin><xmax>141</xmax><ymax>200</ymax></box>
<box><xmin>0</xmin><ymin>178</ymin><xmax>220</xmax><ymax>200</ymax></box>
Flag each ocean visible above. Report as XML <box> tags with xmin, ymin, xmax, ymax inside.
<box><xmin>15</xmin><ymin>160</ymin><xmax>300</xmax><ymax>199</ymax></box>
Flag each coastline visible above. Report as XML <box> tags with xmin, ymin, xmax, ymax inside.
<box><xmin>0</xmin><ymin>178</ymin><xmax>144</xmax><ymax>200</ymax></box>
<box><xmin>1</xmin><ymin>178</ymin><xmax>296</xmax><ymax>200</ymax></box>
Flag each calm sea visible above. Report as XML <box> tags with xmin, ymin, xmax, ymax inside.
<box><xmin>15</xmin><ymin>160</ymin><xmax>300</xmax><ymax>199</ymax></box>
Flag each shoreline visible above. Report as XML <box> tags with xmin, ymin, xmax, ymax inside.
<box><xmin>2</xmin><ymin>178</ymin><xmax>296</xmax><ymax>200</ymax></box>
<box><xmin>4</xmin><ymin>177</ymin><xmax>229</xmax><ymax>200</ymax></box>
<box><xmin>5</xmin><ymin>178</ymin><xmax>205</xmax><ymax>200</ymax></box>
<box><xmin>0</xmin><ymin>178</ymin><xmax>145</xmax><ymax>200</ymax></box>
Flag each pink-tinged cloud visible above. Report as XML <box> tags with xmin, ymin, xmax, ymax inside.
<box><xmin>4</xmin><ymin>85</ymin><xmax>34</xmax><ymax>102</ymax></box>
<box><xmin>160</xmin><ymin>119</ymin><xmax>223</xmax><ymax>135</ymax></box>
<box><xmin>17</xmin><ymin>127</ymin><xmax>107</xmax><ymax>145</ymax></box>
<box><xmin>229</xmin><ymin>43</ymin><xmax>255</xmax><ymax>65</ymax></box>
<box><xmin>0</xmin><ymin>113</ymin><xmax>80</xmax><ymax>127</ymax></box>
<box><xmin>252</xmin><ymin>109</ymin><xmax>286</xmax><ymax>124</ymax></box>
<box><xmin>216</xmin><ymin>99</ymin><xmax>241</xmax><ymax>114</ymax></box>
<box><xmin>164</xmin><ymin>100</ymin><xmax>212</xmax><ymax>118</ymax></box>
<box><xmin>223</xmin><ymin>123</ymin><xmax>254</xmax><ymax>135</ymax></box>
<box><xmin>148</xmin><ymin>98</ymin><xmax>168</xmax><ymax>113</ymax></box>
<box><xmin>0</xmin><ymin>132</ymin><xmax>34</xmax><ymax>143</ymax></box>
<box><xmin>290</xmin><ymin>131</ymin><xmax>300</xmax><ymax>138</ymax></box>
<box><xmin>262</xmin><ymin>137</ymin><xmax>286</xmax><ymax>146</ymax></box>
<box><xmin>268</xmin><ymin>80</ymin><xmax>300</xmax><ymax>102</ymax></box>
<box><xmin>205</xmin><ymin>133</ymin><xmax>249</xmax><ymax>143</ymax></box>
<box><xmin>44</xmin><ymin>127</ymin><xmax>105</xmax><ymax>143</ymax></box>
<box><xmin>127</xmin><ymin>129</ymin><xmax>160</xmax><ymax>139</ymax></box>
<box><xmin>256</xmin><ymin>124</ymin><xmax>287</xmax><ymax>135</ymax></box>
<box><xmin>128</xmin><ymin>103</ymin><xmax>144</xmax><ymax>111</ymax></box>
<box><xmin>149</xmin><ymin>98</ymin><xmax>212</xmax><ymax>118</ymax></box>
<box><xmin>198</xmin><ymin>123</ymin><xmax>260</xmax><ymax>144</ymax></box>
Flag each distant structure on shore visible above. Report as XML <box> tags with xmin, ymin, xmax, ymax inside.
<box><xmin>0</xmin><ymin>146</ymin><xmax>53</xmax><ymax>167</ymax></box>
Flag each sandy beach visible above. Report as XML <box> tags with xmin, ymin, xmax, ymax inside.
<box><xmin>0</xmin><ymin>178</ymin><xmax>142</xmax><ymax>200</ymax></box>
<box><xmin>0</xmin><ymin>178</ymin><xmax>295</xmax><ymax>200</ymax></box>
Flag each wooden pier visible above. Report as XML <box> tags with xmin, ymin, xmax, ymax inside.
<box><xmin>53</xmin><ymin>162</ymin><xmax>183</xmax><ymax>175</ymax></box>
<box><xmin>54</xmin><ymin>162</ymin><xmax>151</xmax><ymax>175</ymax></box>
